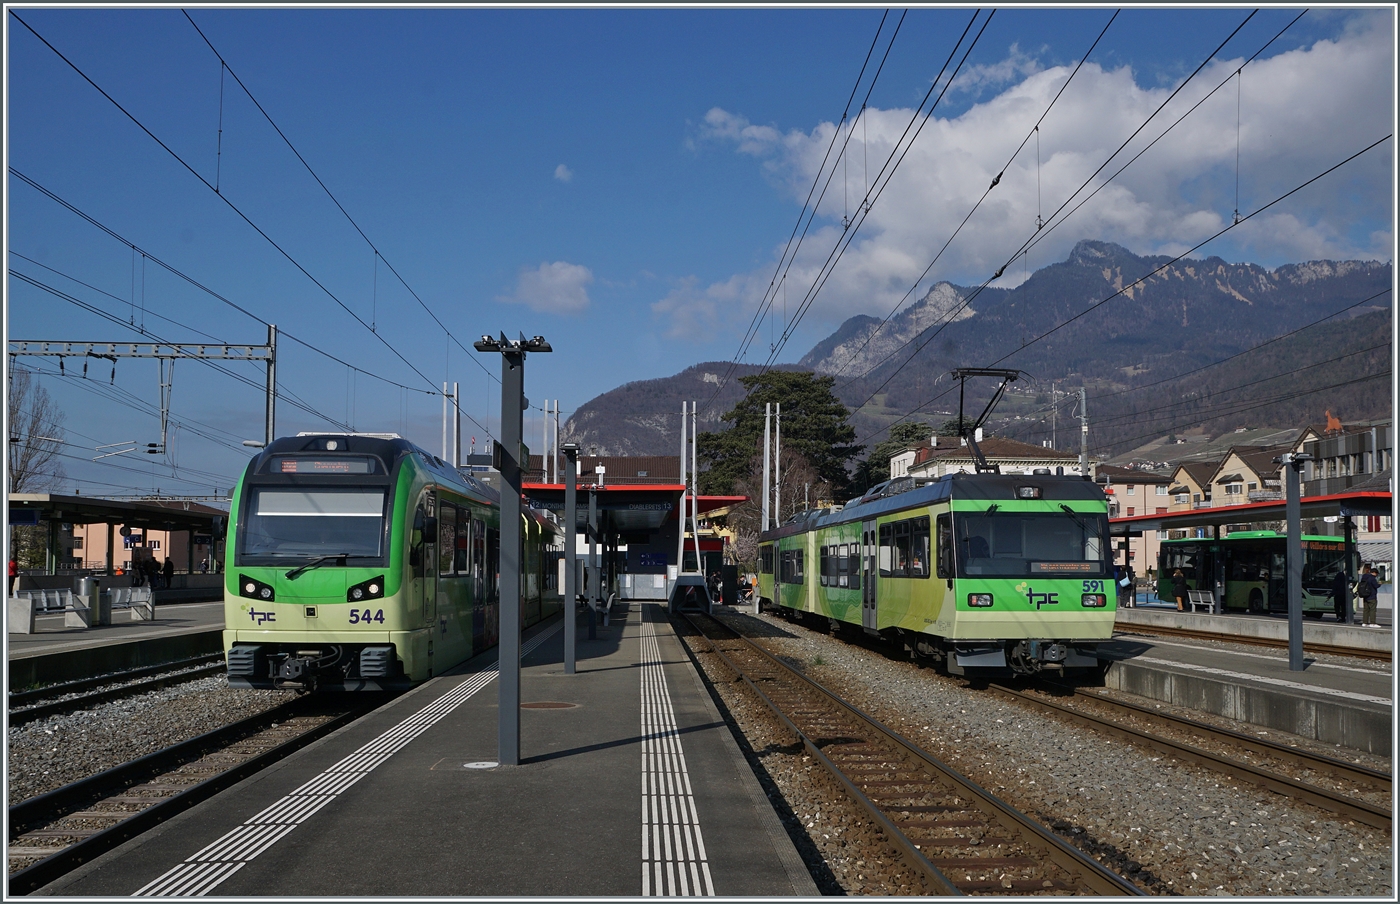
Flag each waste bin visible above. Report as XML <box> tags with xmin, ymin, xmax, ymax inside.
<box><xmin>79</xmin><ymin>577</ymin><xmax>110</xmax><ymax>626</ymax></box>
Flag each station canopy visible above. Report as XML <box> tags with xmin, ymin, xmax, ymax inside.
<box><xmin>8</xmin><ymin>493</ymin><xmax>226</xmax><ymax>533</ymax></box>
<box><xmin>1109</xmin><ymin>489</ymin><xmax>1391</xmax><ymax>537</ymax></box>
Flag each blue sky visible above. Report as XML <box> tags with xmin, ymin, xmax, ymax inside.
<box><xmin>5</xmin><ymin>6</ymin><xmax>1394</xmax><ymax>498</ymax></box>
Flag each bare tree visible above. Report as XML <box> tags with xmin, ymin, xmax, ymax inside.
<box><xmin>8</xmin><ymin>365</ymin><xmax>66</xmax><ymax>493</ymax></box>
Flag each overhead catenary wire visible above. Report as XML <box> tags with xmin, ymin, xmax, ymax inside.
<box><xmin>839</xmin><ymin>9</ymin><xmax>1276</xmax><ymax>399</ymax></box>
<box><xmin>853</xmin><ymin>131</ymin><xmax>1394</xmax><ymax>448</ymax></box>
<box><xmin>179</xmin><ymin>10</ymin><xmax>498</xmax><ymax>387</ymax></box>
<box><xmin>8</xmin><ymin>10</ymin><xmax>487</xmax><ymax>428</ymax></box>
<box><xmin>827</xmin><ymin>8</ymin><xmax>1120</xmax><ymax>384</ymax></box>
<box><xmin>8</xmin><ymin>168</ymin><xmax>435</xmax><ymax>400</ymax></box>
<box><xmin>755</xmin><ymin>10</ymin><xmax>995</xmax><ymax>378</ymax></box>
<box><xmin>714</xmin><ymin>8</ymin><xmax>906</xmax><ymax>402</ymax></box>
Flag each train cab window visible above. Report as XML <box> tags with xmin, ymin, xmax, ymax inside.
<box><xmin>438</xmin><ymin>504</ymin><xmax>457</xmax><ymax>576</ymax></box>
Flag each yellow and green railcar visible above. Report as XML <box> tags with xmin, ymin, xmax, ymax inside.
<box><xmin>758</xmin><ymin>472</ymin><xmax>1114</xmax><ymax>676</ymax></box>
<box><xmin>224</xmin><ymin>433</ymin><xmax>559</xmax><ymax>691</ymax></box>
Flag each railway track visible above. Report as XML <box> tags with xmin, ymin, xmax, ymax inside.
<box><xmin>989</xmin><ymin>681</ymin><xmax>1392</xmax><ymax>832</ymax></box>
<box><xmin>7</xmin><ymin>692</ymin><xmax>393</xmax><ymax>894</ymax></box>
<box><xmin>1115</xmin><ymin>623</ymin><xmax>1391</xmax><ymax>662</ymax></box>
<box><xmin>680</xmin><ymin>611</ymin><xmax>1142</xmax><ymax>896</ymax></box>
<box><xmin>8</xmin><ymin>656</ymin><xmax>228</xmax><ymax>727</ymax></box>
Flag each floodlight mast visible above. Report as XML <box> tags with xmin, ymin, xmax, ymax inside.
<box><xmin>951</xmin><ymin>367</ymin><xmax>1023</xmax><ymax>474</ymax></box>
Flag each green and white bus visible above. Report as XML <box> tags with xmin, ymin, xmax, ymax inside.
<box><xmin>1156</xmin><ymin>530</ymin><xmax>1349</xmax><ymax>617</ymax></box>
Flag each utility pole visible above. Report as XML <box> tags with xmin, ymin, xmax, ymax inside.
<box><xmin>774</xmin><ymin>402</ymin><xmax>781</xmax><ymax>525</ymax></box>
<box><xmin>1278</xmin><ymin>452</ymin><xmax>1313</xmax><ymax>671</ymax></box>
<box><xmin>453</xmin><ymin>381</ymin><xmax>460</xmax><ymax>467</ymax></box>
<box><xmin>1077</xmin><ymin>387</ymin><xmax>1089</xmax><ymax>477</ymax></box>
<box><xmin>563</xmin><ymin>442</ymin><xmax>578</xmax><ymax>673</ymax></box>
<box><xmin>677</xmin><ymin>401</ymin><xmax>687</xmax><ymax>573</ymax></box>
<box><xmin>473</xmin><ymin>333</ymin><xmax>551</xmax><ymax>767</ymax></box>
<box><xmin>761</xmin><ymin>402</ymin><xmax>771</xmax><ymax>532</ymax></box>
<box><xmin>266</xmin><ymin>325</ymin><xmax>277</xmax><ymax>446</ymax></box>
<box><xmin>1051</xmin><ymin>381</ymin><xmax>1057</xmax><ymax>450</ymax></box>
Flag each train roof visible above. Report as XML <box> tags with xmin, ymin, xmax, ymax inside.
<box><xmin>760</xmin><ymin>471</ymin><xmax>1105</xmax><ymax>541</ymax></box>
<box><xmin>253</xmin><ymin>433</ymin><xmax>501</xmax><ymax>507</ymax></box>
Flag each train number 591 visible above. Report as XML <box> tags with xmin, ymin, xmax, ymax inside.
<box><xmin>1082</xmin><ymin>580</ymin><xmax>1104</xmax><ymax>592</ymax></box>
<box><xmin>349</xmin><ymin>608</ymin><xmax>386</xmax><ymax>624</ymax></box>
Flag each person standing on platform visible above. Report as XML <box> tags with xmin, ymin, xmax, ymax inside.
<box><xmin>162</xmin><ymin>556</ymin><xmax>174</xmax><ymax>590</ymax></box>
<box><xmin>1332</xmin><ymin>568</ymin><xmax>1351</xmax><ymax>622</ymax></box>
<box><xmin>1171</xmin><ymin>568</ymin><xmax>1188</xmax><ymax>612</ymax></box>
<box><xmin>1357</xmin><ymin>564</ymin><xmax>1381</xmax><ymax>627</ymax></box>
<box><xmin>8</xmin><ymin>556</ymin><xmax>18</xmax><ymax>595</ymax></box>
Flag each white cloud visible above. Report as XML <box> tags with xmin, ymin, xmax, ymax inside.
<box><xmin>670</xmin><ymin>15</ymin><xmax>1393</xmax><ymax>343</ymax></box>
<box><xmin>554</xmin><ymin>164</ymin><xmax>573</xmax><ymax>183</ymax></box>
<box><xmin>499</xmin><ymin>261</ymin><xmax>593</xmax><ymax>314</ymax></box>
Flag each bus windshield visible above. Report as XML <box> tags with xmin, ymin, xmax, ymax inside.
<box><xmin>239</xmin><ymin>487</ymin><xmax>388</xmax><ymax>562</ymax></box>
<box><xmin>955</xmin><ymin>510</ymin><xmax>1107</xmax><ymax>578</ymax></box>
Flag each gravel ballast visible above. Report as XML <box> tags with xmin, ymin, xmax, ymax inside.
<box><xmin>8</xmin><ymin>677</ymin><xmax>295</xmax><ymax>806</ymax></box>
<box><xmin>694</xmin><ymin>608</ymin><xmax>1393</xmax><ymax>897</ymax></box>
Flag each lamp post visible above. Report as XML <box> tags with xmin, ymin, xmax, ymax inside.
<box><xmin>473</xmin><ymin>332</ymin><xmax>551</xmax><ymax>766</ymax></box>
<box><xmin>1275</xmin><ymin>452</ymin><xmax>1313</xmax><ymax>671</ymax></box>
<box><xmin>562</xmin><ymin>442</ymin><xmax>578</xmax><ymax>674</ymax></box>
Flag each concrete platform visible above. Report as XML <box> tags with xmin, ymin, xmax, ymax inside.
<box><xmin>1116</xmin><ymin>604</ymin><xmax>1393</xmax><ymax>655</ymax></box>
<box><xmin>1101</xmin><ymin>625</ymin><xmax>1393</xmax><ymax>757</ymax></box>
<box><xmin>35</xmin><ymin>601</ymin><xmax>818</xmax><ymax>897</ymax></box>
<box><xmin>7</xmin><ymin>601</ymin><xmax>225</xmax><ymax>688</ymax></box>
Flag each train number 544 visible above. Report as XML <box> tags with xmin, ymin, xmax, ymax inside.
<box><xmin>349</xmin><ymin>609</ymin><xmax>386</xmax><ymax>624</ymax></box>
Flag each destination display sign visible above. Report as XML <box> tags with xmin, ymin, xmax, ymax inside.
<box><xmin>1030</xmin><ymin>562</ymin><xmax>1098</xmax><ymax>573</ymax></box>
<box><xmin>271</xmin><ymin>456</ymin><xmax>376</xmax><ymax>475</ymax></box>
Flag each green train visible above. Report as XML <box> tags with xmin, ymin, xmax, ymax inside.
<box><xmin>224</xmin><ymin>433</ymin><xmax>560</xmax><ymax>691</ymax></box>
<box><xmin>757</xmin><ymin>471</ymin><xmax>1115</xmax><ymax>677</ymax></box>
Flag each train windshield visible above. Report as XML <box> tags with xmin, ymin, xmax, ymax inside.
<box><xmin>240</xmin><ymin>487</ymin><xmax>388</xmax><ymax>561</ymax></box>
<box><xmin>955</xmin><ymin>510</ymin><xmax>1107</xmax><ymax>578</ymax></box>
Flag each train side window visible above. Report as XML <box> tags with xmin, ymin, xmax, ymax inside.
<box><xmin>848</xmin><ymin>543</ymin><xmax>860</xmax><ymax>591</ymax></box>
<box><xmin>760</xmin><ymin>545</ymin><xmax>774</xmax><ymax>574</ymax></box>
<box><xmin>936</xmin><ymin>514</ymin><xmax>953</xmax><ymax>579</ymax></box>
<box><xmin>878</xmin><ymin>524</ymin><xmax>893</xmax><ymax>576</ymax></box>
<box><xmin>818</xmin><ymin>546</ymin><xmax>829</xmax><ymax>586</ymax></box>
<box><xmin>487</xmin><ymin>526</ymin><xmax>500</xmax><ymax>601</ymax></box>
<box><xmin>911</xmin><ymin>516</ymin><xmax>930</xmax><ymax>578</ymax></box>
<box><xmin>473</xmin><ymin>519</ymin><xmax>486</xmax><ymax>598</ymax></box>
<box><xmin>455</xmin><ymin>510</ymin><xmax>470</xmax><ymax>574</ymax></box>
<box><xmin>795</xmin><ymin>549</ymin><xmax>804</xmax><ymax>582</ymax></box>
<box><xmin>892</xmin><ymin>521</ymin><xmax>911</xmax><ymax>577</ymax></box>
<box><xmin>438</xmin><ymin>504</ymin><xmax>457</xmax><ymax>576</ymax></box>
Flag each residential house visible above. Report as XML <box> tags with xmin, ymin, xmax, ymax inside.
<box><xmin>1096</xmin><ymin>464</ymin><xmax>1172</xmax><ymax>577</ymax></box>
<box><xmin>904</xmin><ymin>434</ymin><xmax>1094</xmax><ymax>480</ymax></box>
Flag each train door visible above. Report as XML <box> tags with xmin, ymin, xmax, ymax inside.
<box><xmin>416</xmin><ymin>492</ymin><xmax>438</xmax><ymax>630</ymax></box>
<box><xmin>862</xmin><ymin>520</ymin><xmax>877</xmax><ymax>630</ymax></box>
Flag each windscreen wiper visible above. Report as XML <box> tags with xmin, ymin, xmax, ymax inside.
<box><xmin>285</xmin><ymin>554</ymin><xmax>349</xmax><ymax>581</ymax></box>
<box><xmin>1058</xmin><ymin>504</ymin><xmax>1093</xmax><ymax>535</ymax></box>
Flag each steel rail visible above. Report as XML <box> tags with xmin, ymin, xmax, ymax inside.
<box><xmin>10</xmin><ymin>663</ymin><xmax>227</xmax><ymax>726</ymax></box>
<box><xmin>683</xmin><ymin>612</ymin><xmax>1143</xmax><ymax>896</ymax></box>
<box><xmin>7</xmin><ymin>694</ymin><xmax>391</xmax><ymax>894</ymax></box>
<box><xmin>8</xmin><ymin>654</ymin><xmax>225</xmax><ymax>707</ymax></box>
<box><xmin>1115</xmin><ymin>623</ymin><xmax>1391</xmax><ymax>662</ymax></box>
<box><xmin>1067</xmin><ymin>685</ymin><xmax>1392</xmax><ymax>793</ymax></box>
<box><xmin>988</xmin><ymin>683</ymin><xmax>1391</xmax><ymax>832</ymax></box>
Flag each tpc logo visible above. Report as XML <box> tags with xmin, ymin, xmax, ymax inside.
<box><xmin>1021</xmin><ymin>584</ymin><xmax>1059</xmax><ymax>610</ymax></box>
<box><xmin>249</xmin><ymin>608</ymin><xmax>276</xmax><ymax>625</ymax></box>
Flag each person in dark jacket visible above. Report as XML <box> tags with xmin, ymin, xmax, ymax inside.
<box><xmin>1332</xmin><ymin>568</ymin><xmax>1351</xmax><ymax>622</ymax></box>
<box><xmin>162</xmin><ymin>556</ymin><xmax>175</xmax><ymax>590</ymax></box>
<box><xmin>1357</xmin><ymin>564</ymin><xmax>1381</xmax><ymax>627</ymax></box>
<box><xmin>1171</xmin><ymin>569</ymin><xmax>1189</xmax><ymax>612</ymax></box>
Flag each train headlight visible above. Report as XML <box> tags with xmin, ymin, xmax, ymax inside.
<box><xmin>347</xmin><ymin>576</ymin><xmax>386</xmax><ymax>603</ymax></box>
<box><xmin>967</xmin><ymin>593</ymin><xmax>994</xmax><ymax>608</ymax></box>
<box><xmin>238</xmin><ymin>575</ymin><xmax>275</xmax><ymax>602</ymax></box>
<box><xmin>1081</xmin><ymin>593</ymin><xmax>1107</xmax><ymax>608</ymax></box>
